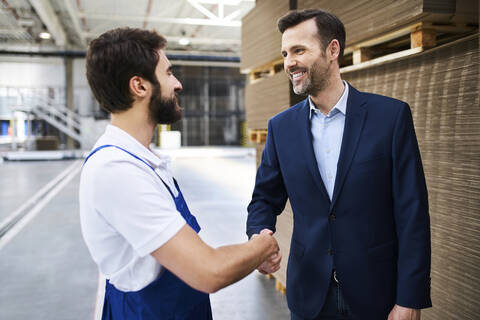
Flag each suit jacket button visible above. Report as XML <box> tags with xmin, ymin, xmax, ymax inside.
<box><xmin>328</xmin><ymin>249</ymin><xmax>334</xmax><ymax>255</ymax></box>
<box><xmin>329</xmin><ymin>214</ymin><xmax>336</xmax><ymax>221</ymax></box>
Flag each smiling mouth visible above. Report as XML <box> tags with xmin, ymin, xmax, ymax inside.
<box><xmin>291</xmin><ymin>71</ymin><xmax>306</xmax><ymax>81</ymax></box>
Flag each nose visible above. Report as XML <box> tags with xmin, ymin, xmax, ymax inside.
<box><xmin>284</xmin><ymin>55</ymin><xmax>297</xmax><ymax>73</ymax></box>
<box><xmin>174</xmin><ymin>77</ymin><xmax>183</xmax><ymax>92</ymax></box>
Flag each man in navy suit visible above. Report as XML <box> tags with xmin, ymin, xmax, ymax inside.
<box><xmin>246</xmin><ymin>9</ymin><xmax>431</xmax><ymax>320</ymax></box>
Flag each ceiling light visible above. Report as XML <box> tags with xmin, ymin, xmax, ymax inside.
<box><xmin>178</xmin><ymin>38</ymin><xmax>190</xmax><ymax>46</ymax></box>
<box><xmin>39</xmin><ymin>32</ymin><xmax>51</xmax><ymax>40</ymax></box>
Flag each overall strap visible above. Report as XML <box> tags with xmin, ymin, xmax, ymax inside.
<box><xmin>84</xmin><ymin>144</ymin><xmax>176</xmax><ymax>199</ymax></box>
<box><xmin>173</xmin><ymin>178</ymin><xmax>181</xmax><ymax>193</ymax></box>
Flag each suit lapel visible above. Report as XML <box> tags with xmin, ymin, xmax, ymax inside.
<box><xmin>331</xmin><ymin>85</ymin><xmax>368</xmax><ymax>209</ymax></box>
<box><xmin>296</xmin><ymin>99</ymin><xmax>330</xmax><ymax>202</ymax></box>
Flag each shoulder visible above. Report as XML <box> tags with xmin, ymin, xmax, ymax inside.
<box><xmin>358</xmin><ymin>89</ymin><xmax>408</xmax><ymax>115</ymax></box>
<box><xmin>269</xmin><ymin>98</ymin><xmax>308</xmax><ymax>126</ymax></box>
<box><xmin>367</xmin><ymin>93</ymin><xmax>405</xmax><ymax>106</ymax></box>
<box><xmin>349</xmin><ymin>88</ymin><xmax>415</xmax><ymax>138</ymax></box>
<box><xmin>347</xmin><ymin>86</ymin><xmax>410</xmax><ymax>126</ymax></box>
<box><xmin>81</xmin><ymin>146</ymin><xmax>156</xmax><ymax>193</ymax></box>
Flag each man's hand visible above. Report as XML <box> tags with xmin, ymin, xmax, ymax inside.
<box><xmin>253</xmin><ymin>229</ymin><xmax>282</xmax><ymax>274</ymax></box>
<box><xmin>387</xmin><ymin>304</ymin><xmax>421</xmax><ymax>320</ymax></box>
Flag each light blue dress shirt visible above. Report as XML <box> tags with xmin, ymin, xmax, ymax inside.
<box><xmin>309</xmin><ymin>81</ymin><xmax>349</xmax><ymax>200</ymax></box>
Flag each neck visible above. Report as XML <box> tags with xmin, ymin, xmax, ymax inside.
<box><xmin>110</xmin><ymin>102</ymin><xmax>155</xmax><ymax>149</ymax></box>
<box><xmin>310</xmin><ymin>74</ymin><xmax>345</xmax><ymax>115</ymax></box>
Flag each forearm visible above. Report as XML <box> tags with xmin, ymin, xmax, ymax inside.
<box><xmin>208</xmin><ymin>237</ymin><xmax>274</xmax><ymax>291</ymax></box>
<box><xmin>152</xmin><ymin>225</ymin><xmax>277</xmax><ymax>294</ymax></box>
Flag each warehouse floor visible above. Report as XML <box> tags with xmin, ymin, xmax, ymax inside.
<box><xmin>0</xmin><ymin>147</ymin><xmax>290</xmax><ymax>320</ymax></box>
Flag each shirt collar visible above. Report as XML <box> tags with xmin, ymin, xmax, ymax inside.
<box><xmin>102</xmin><ymin>124</ymin><xmax>171</xmax><ymax>169</ymax></box>
<box><xmin>309</xmin><ymin>80</ymin><xmax>349</xmax><ymax>119</ymax></box>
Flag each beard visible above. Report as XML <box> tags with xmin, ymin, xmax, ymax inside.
<box><xmin>148</xmin><ymin>82</ymin><xmax>183</xmax><ymax>125</ymax></box>
<box><xmin>290</xmin><ymin>56</ymin><xmax>331</xmax><ymax>96</ymax></box>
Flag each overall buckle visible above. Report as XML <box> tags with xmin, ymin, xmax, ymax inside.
<box><xmin>333</xmin><ymin>270</ymin><xmax>339</xmax><ymax>283</ymax></box>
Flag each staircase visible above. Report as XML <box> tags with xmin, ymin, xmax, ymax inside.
<box><xmin>14</xmin><ymin>95</ymin><xmax>83</xmax><ymax>144</ymax></box>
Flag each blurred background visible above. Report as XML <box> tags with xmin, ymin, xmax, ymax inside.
<box><xmin>0</xmin><ymin>0</ymin><xmax>478</xmax><ymax>319</ymax></box>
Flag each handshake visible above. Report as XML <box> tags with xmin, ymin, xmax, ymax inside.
<box><xmin>250</xmin><ymin>229</ymin><xmax>282</xmax><ymax>275</ymax></box>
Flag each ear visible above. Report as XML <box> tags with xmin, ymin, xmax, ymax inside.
<box><xmin>129</xmin><ymin>76</ymin><xmax>150</xmax><ymax>98</ymax></box>
<box><xmin>327</xmin><ymin>39</ymin><xmax>340</xmax><ymax>62</ymax></box>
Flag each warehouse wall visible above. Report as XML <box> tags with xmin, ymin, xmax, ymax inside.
<box><xmin>0</xmin><ymin>57</ymin><xmax>64</xmax><ymax>87</ymax></box>
<box><xmin>73</xmin><ymin>58</ymin><xmax>99</xmax><ymax>117</ymax></box>
<box><xmin>0</xmin><ymin>57</ymin><xmax>248</xmax><ymax>147</ymax></box>
<box><xmin>0</xmin><ymin>56</ymin><xmax>95</xmax><ymax>117</ymax></box>
<box><xmin>171</xmin><ymin>65</ymin><xmax>246</xmax><ymax>146</ymax></box>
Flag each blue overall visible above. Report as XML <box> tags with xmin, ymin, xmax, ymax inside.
<box><xmin>84</xmin><ymin>145</ymin><xmax>213</xmax><ymax>320</ymax></box>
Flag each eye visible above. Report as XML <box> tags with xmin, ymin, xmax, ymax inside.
<box><xmin>294</xmin><ymin>48</ymin><xmax>305</xmax><ymax>54</ymax></box>
<box><xmin>281</xmin><ymin>52</ymin><xmax>287</xmax><ymax>58</ymax></box>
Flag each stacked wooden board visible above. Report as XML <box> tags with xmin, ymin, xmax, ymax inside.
<box><xmin>342</xmin><ymin>34</ymin><xmax>479</xmax><ymax>319</ymax></box>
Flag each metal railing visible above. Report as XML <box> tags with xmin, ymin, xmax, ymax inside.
<box><xmin>9</xmin><ymin>93</ymin><xmax>83</xmax><ymax>144</ymax></box>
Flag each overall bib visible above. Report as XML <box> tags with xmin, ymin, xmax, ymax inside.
<box><xmin>84</xmin><ymin>145</ymin><xmax>213</xmax><ymax>320</ymax></box>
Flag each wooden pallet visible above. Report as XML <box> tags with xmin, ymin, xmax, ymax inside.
<box><xmin>248</xmin><ymin>129</ymin><xmax>268</xmax><ymax>144</ymax></box>
<box><xmin>275</xmin><ymin>278</ymin><xmax>286</xmax><ymax>295</ymax></box>
<box><xmin>264</xmin><ymin>274</ymin><xmax>287</xmax><ymax>295</ymax></box>
<box><xmin>244</xmin><ymin>21</ymin><xmax>477</xmax><ymax>79</ymax></box>
<box><xmin>247</xmin><ymin>58</ymin><xmax>284</xmax><ymax>84</ymax></box>
<box><xmin>341</xmin><ymin>21</ymin><xmax>478</xmax><ymax>72</ymax></box>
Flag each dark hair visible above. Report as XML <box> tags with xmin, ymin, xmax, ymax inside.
<box><xmin>86</xmin><ymin>28</ymin><xmax>167</xmax><ymax>113</ymax></box>
<box><xmin>278</xmin><ymin>9</ymin><xmax>346</xmax><ymax>61</ymax></box>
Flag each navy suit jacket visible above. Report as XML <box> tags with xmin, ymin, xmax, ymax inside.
<box><xmin>247</xmin><ymin>84</ymin><xmax>431</xmax><ymax>319</ymax></box>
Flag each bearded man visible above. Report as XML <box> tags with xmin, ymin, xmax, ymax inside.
<box><xmin>246</xmin><ymin>9</ymin><xmax>432</xmax><ymax>320</ymax></box>
<box><xmin>79</xmin><ymin>28</ymin><xmax>280</xmax><ymax>320</ymax></box>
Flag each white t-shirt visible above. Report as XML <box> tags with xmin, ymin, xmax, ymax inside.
<box><xmin>79</xmin><ymin>124</ymin><xmax>186</xmax><ymax>291</ymax></box>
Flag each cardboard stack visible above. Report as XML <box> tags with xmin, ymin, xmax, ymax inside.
<box><xmin>242</xmin><ymin>0</ymin><xmax>292</xmax><ymax>139</ymax></box>
<box><xmin>241</xmin><ymin>2</ymin><xmax>479</xmax><ymax>313</ymax></box>
<box><xmin>241</xmin><ymin>0</ymin><xmax>289</xmax><ymax>73</ymax></box>
<box><xmin>245</xmin><ymin>72</ymin><xmax>291</xmax><ymax>130</ymax></box>
<box><xmin>342</xmin><ymin>34</ymin><xmax>479</xmax><ymax>319</ymax></box>
<box><xmin>241</xmin><ymin>0</ymin><xmax>297</xmax><ymax>293</ymax></box>
<box><xmin>298</xmin><ymin>0</ymin><xmax>476</xmax><ymax>47</ymax></box>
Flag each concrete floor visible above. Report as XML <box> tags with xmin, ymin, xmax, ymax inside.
<box><xmin>0</xmin><ymin>148</ymin><xmax>290</xmax><ymax>320</ymax></box>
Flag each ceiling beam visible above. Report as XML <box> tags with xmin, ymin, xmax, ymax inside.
<box><xmin>81</xmin><ymin>31</ymin><xmax>240</xmax><ymax>46</ymax></box>
<box><xmin>29</xmin><ymin>0</ymin><xmax>68</xmax><ymax>46</ymax></box>
<box><xmin>166</xmin><ymin>36</ymin><xmax>240</xmax><ymax>45</ymax></box>
<box><xmin>77</xmin><ymin>13</ymin><xmax>241</xmax><ymax>27</ymax></box>
<box><xmin>64</xmin><ymin>0</ymin><xmax>87</xmax><ymax>46</ymax></box>
<box><xmin>193</xmin><ymin>0</ymin><xmax>254</xmax><ymax>4</ymax></box>
<box><xmin>187</xmin><ymin>0</ymin><xmax>218</xmax><ymax>20</ymax></box>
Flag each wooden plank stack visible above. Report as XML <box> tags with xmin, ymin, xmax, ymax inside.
<box><xmin>241</xmin><ymin>2</ymin><xmax>479</xmax><ymax>316</ymax></box>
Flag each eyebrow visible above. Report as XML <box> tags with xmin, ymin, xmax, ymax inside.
<box><xmin>281</xmin><ymin>45</ymin><xmax>305</xmax><ymax>55</ymax></box>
